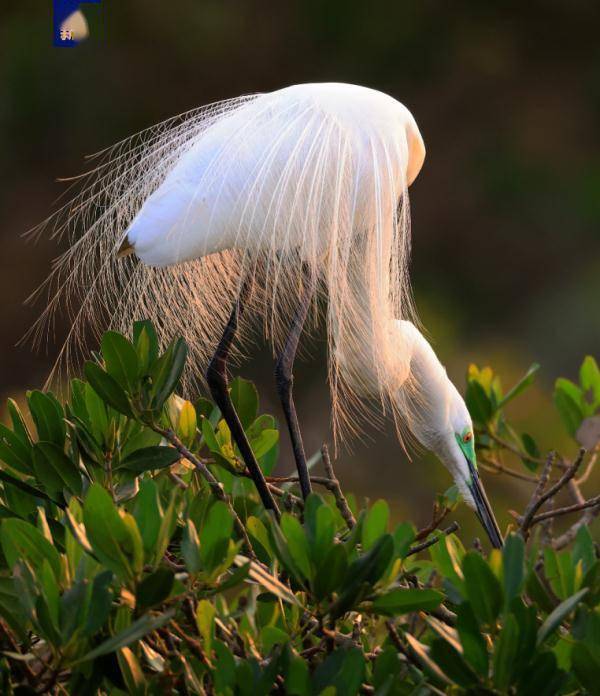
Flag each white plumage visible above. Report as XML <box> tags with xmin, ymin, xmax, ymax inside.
<box><xmin>32</xmin><ymin>82</ymin><xmax>502</xmax><ymax>547</ymax></box>
<box><xmin>128</xmin><ymin>83</ymin><xmax>424</xmax><ymax>266</ymax></box>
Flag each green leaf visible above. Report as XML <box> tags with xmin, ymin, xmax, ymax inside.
<box><xmin>101</xmin><ymin>331</ymin><xmax>139</xmax><ymax>391</ymax></box>
<box><xmin>283</xmin><ymin>647</ymin><xmax>310</xmax><ymax>696</ymax></box>
<box><xmin>579</xmin><ymin>355</ymin><xmax>600</xmax><ymax>407</ymax></box>
<box><xmin>1</xmin><ymin>518</ymin><xmax>61</xmax><ymax>580</ymax></box>
<box><xmin>0</xmin><ymin>468</ymin><xmax>58</xmax><ymax>507</ymax></box>
<box><xmin>84</xmin><ymin>362</ymin><xmax>134</xmax><ymax>417</ymax></box>
<box><xmin>213</xmin><ymin>641</ymin><xmax>236</xmax><ymax>692</ymax></box>
<box><xmin>510</xmin><ymin>599</ymin><xmax>538</xmax><ymax>678</ymax></box>
<box><xmin>456</xmin><ymin>602</ymin><xmax>488</xmax><ymax>676</ymax></box>
<box><xmin>6</xmin><ymin>399</ymin><xmax>32</xmax><ymax>446</ymax></box>
<box><xmin>260</xmin><ymin>625</ymin><xmax>290</xmax><ymax>654</ymax></box>
<box><xmin>430</xmin><ymin>534</ymin><xmax>465</xmax><ymax>594</ymax></box>
<box><xmin>0</xmin><ymin>423</ymin><xmax>32</xmax><ymax>475</ymax></box>
<box><xmin>362</xmin><ymin>500</ymin><xmax>389</xmax><ymax>551</ymax></box>
<box><xmin>571</xmin><ymin>641</ymin><xmax>600</xmax><ymax>694</ymax></box>
<box><xmin>280</xmin><ymin>513</ymin><xmax>312</xmax><ymax>581</ymax></box>
<box><xmin>371</xmin><ymin>588</ymin><xmax>443</xmax><ymax>615</ymax></box>
<box><xmin>32</xmin><ymin>444</ymin><xmax>64</xmax><ymax>498</ymax></box>
<box><xmin>429</xmin><ymin>638</ymin><xmax>478</xmax><ymax>688</ymax></box>
<box><xmin>573</xmin><ymin>525</ymin><xmax>595</xmax><ymax>575</ymax></box>
<box><xmin>199</xmin><ymin>501</ymin><xmax>233</xmax><ymax>573</ymax></box>
<box><xmin>136</xmin><ymin>568</ymin><xmax>174</xmax><ymax>612</ymax></box>
<box><xmin>250</xmin><ymin>429</ymin><xmax>279</xmax><ymax>460</ymax></box>
<box><xmin>313</xmin><ymin>543</ymin><xmax>348</xmax><ymax>600</ymax></box>
<box><xmin>462</xmin><ymin>552</ymin><xmax>503</xmax><ymax>626</ymax></box>
<box><xmin>330</xmin><ymin>534</ymin><xmax>394</xmax><ymax>618</ymax></box>
<box><xmin>544</xmin><ymin>548</ymin><xmax>574</xmax><ymax>599</ymax></box>
<box><xmin>503</xmin><ymin>533</ymin><xmax>525</xmax><ymax>606</ymax></box>
<box><xmin>516</xmin><ymin>651</ymin><xmax>566</xmax><ymax>696</ymax></box>
<box><xmin>526</xmin><ymin>567</ymin><xmax>556</xmax><ymax>614</ymax></box>
<box><xmin>134</xmin><ymin>479</ymin><xmax>162</xmax><ymax>556</ymax></box>
<box><xmin>466</xmin><ymin>380</ymin><xmax>493</xmax><ymax>425</ymax></box>
<box><xmin>267</xmin><ymin>513</ymin><xmax>306</xmax><ymax>585</ymax></box>
<box><xmin>521</xmin><ymin>433</ymin><xmax>541</xmax><ymax>466</ymax></box>
<box><xmin>229</xmin><ymin>378</ymin><xmax>258</xmax><ymax>429</ymax></box>
<box><xmin>27</xmin><ymin>390</ymin><xmax>65</xmax><ymax>447</ymax></box>
<box><xmin>152</xmin><ymin>489</ymin><xmax>180</xmax><ymax>567</ymax></box>
<box><xmin>85</xmin><ymin>570</ymin><xmax>114</xmax><ymax>636</ymax></box>
<box><xmin>133</xmin><ymin>320</ymin><xmax>159</xmax><ymax>373</ymax></box>
<box><xmin>553</xmin><ymin>381</ymin><xmax>584</xmax><ymax>437</ymax></box>
<box><xmin>39</xmin><ymin>559</ymin><xmax>59</xmax><ymax>630</ymax></box>
<box><xmin>306</xmin><ymin>496</ymin><xmax>336</xmax><ymax>565</ymax></box>
<box><xmin>116</xmin><ymin>445</ymin><xmax>180</xmax><ymax>474</ymax></box>
<box><xmin>372</xmin><ymin>647</ymin><xmax>402</xmax><ymax>692</ymax></box>
<box><xmin>498</xmin><ymin>363</ymin><xmax>540</xmax><ymax>409</ymax></box>
<box><xmin>83</xmin><ymin>483</ymin><xmax>134</xmax><ymax>583</ymax></box>
<box><xmin>195</xmin><ymin>599</ymin><xmax>215</xmax><ymax>655</ymax></box>
<box><xmin>246</xmin><ymin>515</ymin><xmax>272</xmax><ymax>564</ymax></box>
<box><xmin>312</xmin><ymin>648</ymin><xmax>365</xmax><ymax>696</ymax></box>
<box><xmin>177</xmin><ymin>400</ymin><xmax>197</xmax><ymax>445</ymax></box>
<box><xmin>83</xmin><ymin>382</ymin><xmax>109</xmax><ymax>444</ymax></box>
<box><xmin>394</xmin><ymin>521</ymin><xmax>416</xmax><ymax>558</ymax></box>
<box><xmin>59</xmin><ymin>580</ymin><xmax>87</xmax><ymax>646</ymax></box>
<box><xmin>118</xmin><ymin>646</ymin><xmax>147</xmax><ymax>695</ymax></box>
<box><xmin>33</xmin><ymin>442</ymin><xmax>83</xmax><ymax>496</ymax></box>
<box><xmin>76</xmin><ymin>610</ymin><xmax>175</xmax><ymax>663</ymax></box>
<box><xmin>216</xmin><ymin>562</ymin><xmax>250</xmax><ymax>591</ymax></box>
<box><xmin>493</xmin><ymin>613</ymin><xmax>518</xmax><ymax>690</ymax></box>
<box><xmin>537</xmin><ymin>588</ymin><xmax>588</xmax><ymax>645</ymax></box>
<box><xmin>182</xmin><ymin>519</ymin><xmax>201</xmax><ymax>573</ymax></box>
<box><xmin>150</xmin><ymin>338</ymin><xmax>188</xmax><ymax>410</ymax></box>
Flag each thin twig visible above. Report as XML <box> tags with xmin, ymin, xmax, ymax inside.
<box><xmin>152</xmin><ymin>426</ymin><xmax>256</xmax><ymax>560</ymax></box>
<box><xmin>528</xmin><ymin>495</ymin><xmax>600</xmax><ymax>526</ymax></box>
<box><xmin>168</xmin><ymin>471</ymin><xmax>188</xmax><ymax>489</ymax></box>
<box><xmin>487</xmin><ymin>431</ymin><xmax>546</xmax><ymax>465</ymax></box>
<box><xmin>321</xmin><ymin>444</ymin><xmax>356</xmax><ymax>529</ymax></box>
<box><xmin>519</xmin><ymin>452</ymin><xmax>555</xmax><ymax>533</ymax></box>
<box><xmin>553</xmin><ymin>502</ymin><xmax>600</xmax><ymax>550</ymax></box>
<box><xmin>521</xmin><ymin>450</ymin><xmax>585</xmax><ymax>535</ymax></box>
<box><xmin>479</xmin><ymin>455</ymin><xmax>541</xmax><ymax>483</ymax></box>
<box><xmin>575</xmin><ymin>451</ymin><xmax>597</xmax><ymax>486</ymax></box>
<box><xmin>171</xmin><ymin>620</ymin><xmax>213</xmax><ymax>670</ymax></box>
<box><xmin>0</xmin><ymin>618</ymin><xmax>37</xmax><ymax>686</ymax></box>
<box><xmin>385</xmin><ymin>621</ymin><xmax>446</xmax><ymax>696</ymax></box>
<box><xmin>236</xmin><ymin>471</ymin><xmax>304</xmax><ymax>507</ymax></box>
<box><xmin>406</xmin><ymin>522</ymin><xmax>460</xmax><ymax>557</ymax></box>
<box><xmin>415</xmin><ymin>504</ymin><xmax>450</xmax><ymax>541</ymax></box>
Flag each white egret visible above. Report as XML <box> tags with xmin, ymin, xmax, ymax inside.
<box><xmin>34</xmin><ymin>82</ymin><xmax>502</xmax><ymax>547</ymax></box>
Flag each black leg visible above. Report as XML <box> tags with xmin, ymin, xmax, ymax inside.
<box><xmin>206</xmin><ymin>280</ymin><xmax>280</xmax><ymax>519</ymax></box>
<box><xmin>274</xmin><ymin>272</ymin><xmax>316</xmax><ymax>500</ymax></box>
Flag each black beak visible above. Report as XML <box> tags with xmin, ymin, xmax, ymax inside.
<box><xmin>466</xmin><ymin>458</ymin><xmax>503</xmax><ymax>549</ymax></box>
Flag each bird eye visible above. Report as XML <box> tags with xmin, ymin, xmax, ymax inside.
<box><xmin>463</xmin><ymin>431</ymin><xmax>473</xmax><ymax>443</ymax></box>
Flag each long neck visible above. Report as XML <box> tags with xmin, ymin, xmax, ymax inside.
<box><xmin>391</xmin><ymin>320</ymin><xmax>453</xmax><ymax>448</ymax></box>
<box><xmin>329</xmin><ymin>245</ymin><xmax>414</xmax><ymax>397</ymax></box>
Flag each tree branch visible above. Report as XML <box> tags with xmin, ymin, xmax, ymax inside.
<box><xmin>520</xmin><ymin>450</ymin><xmax>586</xmax><ymax>535</ymax></box>
<box><xmin>527</xmin><ymin>495</ymin><xmax>600</xmax><ymax>526</ymax></box>
<box><xmin>406</xmin><ymin>522</ymin><xmax>460</xmax><ymax>557</ymax></box>
<box><xmin>415</xmin><ymin>503</ymin><xmax>450</xmax><ymax>541</ymax></box>
<box><xmin>152</xmin><ymin>426</ymin><xmax>256</xmax><ymax>560</ymax></box>
<box><xmin>321</xmin><ymin>444</ymin><xmax>356</xmax><ymax>529</ymax></box>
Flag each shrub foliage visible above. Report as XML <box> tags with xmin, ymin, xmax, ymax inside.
<box><xmin>0</xmin><ymin>322</ymin><xmax>598</xmax><ymax>694</ymax></box>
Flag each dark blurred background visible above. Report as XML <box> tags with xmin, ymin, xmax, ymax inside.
<box><xmin>1</xmin><ymin>1</ymin><xmax>599</xmax><ymax>540</ymax></box>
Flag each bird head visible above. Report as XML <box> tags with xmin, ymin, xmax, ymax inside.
<box><xmin>396</xmin><ymin>321</ymin><xmax>503</xmax><ymax>548</ymax></box>
<box><xmin>430</xmin><ymin>386</ymin><xmax>503</xmax><ymax>549</ymax></box>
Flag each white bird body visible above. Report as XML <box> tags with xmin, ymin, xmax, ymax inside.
<box><xmin>128</xmin><ymin>83</ymin><xmax>424</xmax><ymax>267</ymax></box>
<box><xmin>36</xmin><ymin>82</ymin><xmax>502</xmax><ymax>546</ymax></box>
